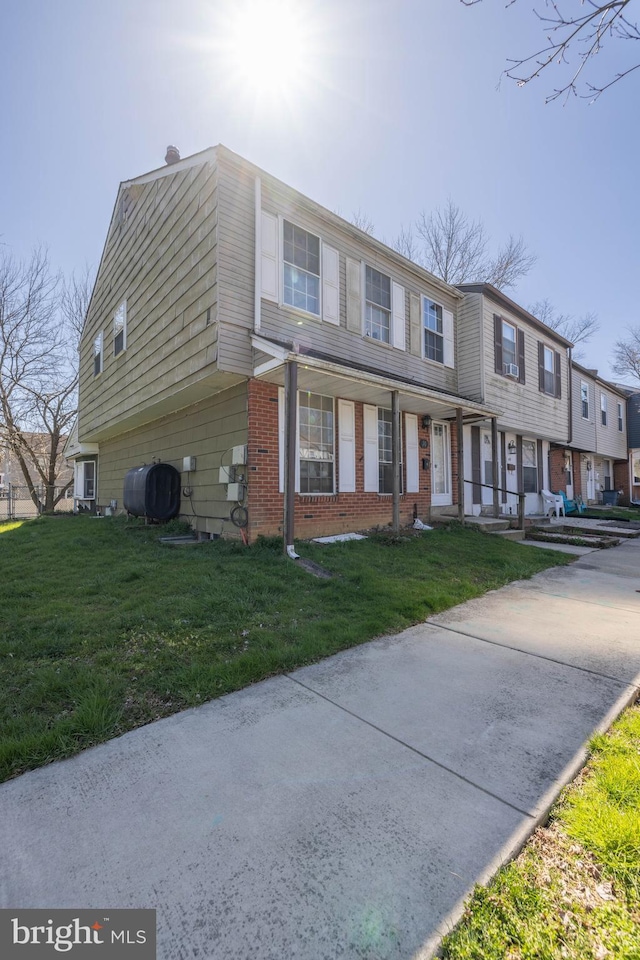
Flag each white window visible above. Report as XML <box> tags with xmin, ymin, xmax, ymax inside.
<box><xmin>618</xmin><ymin>402</ymin><xmax>624</xmax><ymax>432</ymax></box>
<box><xmin>365</xmin><ymin>266</ymin><xmax>391</xmax><ymax>343</ymax></box>
<box><xmin>93</xmin><ymin>332</ymin><xmax>103</xmax><ymax>376</ymax></box>
<box><xmin>543</xmin><ymin>346</ymin><xmax>555</xmax><ymax>395</ymax></box>
<box><xmin>522</xmin><ymin>440</ymin><xmax>538</xmax><ymax>493</ymax></box>
<box><xmin>502</xmin><ymin>321</ymin><xmax>517</xmax><ymax>369</ymax></box>
<box><xmin>423</xmin><ymin>299</ymin><xmax>443</xmax><ymax>364</ymax></box>
<box><xmin>114</xmin><ymin>301</ymin><xmax>127</xmax><ymax>356</ymax></box>
<box><xmin>283</xmin><ymin>221</ymin><xmax>320</xmax><ymax>316</ymax></box>
<box><xmin>581</xmin><ymin>382</ymin><xmax>589</xmax><ymax>419</ymax></box>
<box><xmin>299</xmin><ymin>392</ymin><xmax>334</xmax><ymax>494</ymax></box>
<box><xmin>377</xmin><ymin>408</ymin><xmax>402</xmax><ymax>494</ymax></box>
<box><xmin>633</xmin><ymin>455</ymin><xmax>640</xmax><ymax>485</ymax></box>
<box><xmin>75</xmin><ymin>461</ymin><xmax>96</xmax><ymax>500</ymax></box>
<box><xmin>601</xmin><ymin>393</ymin><xmax>607</xmax><ymax>426</ymax></box>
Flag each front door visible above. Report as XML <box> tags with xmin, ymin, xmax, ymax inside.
<box><xmin>431</xmin><ymin>422</ymin><xmax>452</xmax><ymax>506</ymax></box>
<box><xmin>481</xmin><ymin>430</ymin><xmax>494</xmax><ymax>507</ymax></box>
<box><xmin>586</xmin><ymin>464</ymin><xmax>596</xmax><ymax>502</ymax></box>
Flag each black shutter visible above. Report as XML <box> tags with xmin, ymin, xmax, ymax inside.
<box><xmin>500</xmin><ymin>431</ymin><xmax>507</xmax><ymax>503</ymax></box>
<box><xmin>494</xmin><ymin>315</ymin><xmax>503</xmax><ymax>374</ymax></box>
<box><xmin>516</xmin><ymin>435</ymin><xmax>523</xmax><ymax>493</ymax></box>
<box><xmin>517</xmin><ymin>329</ymin><xmax>525</xmax><ymax>383</ymax></box>
<box><xmin>554</xmin><ymin>351</ymin><xmax>562</xmax><ymax>399</ymax></box>
<box><xmin>538</xmin><ymin>342</ymin><xmax>545</xmax><ymax>393</ymax></box>
<box><xmin>471</xmin><ymin>426</ymin><xmax>481</xmax><ymax>504</ymax></box>
<box><xmin>537</xmin><ymin>439</ymin><xmax>544</xmax><ymax>492</ymax></box>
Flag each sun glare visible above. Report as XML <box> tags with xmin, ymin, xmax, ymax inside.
<box><xmin>220</xmin><ymin>0</ymin><xmax>319</xmax><ymax>107</ymax></box>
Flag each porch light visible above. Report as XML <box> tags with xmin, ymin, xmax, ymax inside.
<box><xmin>507</xmin><ymin>441</ymin><xmax>517</xmax><ymax>455</ymax></box>
<box><xmin>421</xmin><ymin>415</ymin><xmax>431</xmax><ymax>429</ymax></box>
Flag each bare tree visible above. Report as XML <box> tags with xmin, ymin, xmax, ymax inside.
<box><xmin>411</xmin><ymin>199</ymin><xmax>535</xmax><ymax>289</ymax></box>
<box><xmin>61</xmin><ymin>265</ymin><xmax>94</xmax><ymax>342</ymax></box>
<box><xmin>392</xmin><ymin>224</ymin><xmax>420</xmax><ymax>262</ymax></box>
<box><xmin>612</xmin><ymin>328</ymin><xmax>640</xmax><ymax>383</ymax></box>
<box><xmin>350</xmin><ymin>209</ymin><xmax>376</xmax><ymax>235</ymax></box>
<box><xmin>0</xmin><ymin>247</ymin><xmax>84</xmax><ymax>512</ymax></box>
<box><xmin>529</xmin><ymin>297</ymin><xmax>599</xmax><ymax>356</ymax></box>
<box><xmin>462</xmin><ymin>0</ymin><xmax>640</xmax><ymax>102</ymax></box>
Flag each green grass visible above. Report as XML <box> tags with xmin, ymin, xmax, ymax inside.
<box><xmin>441</xmin><ymin>701</ymin><xmax>640</xmax><ymax>960</ymax></box>
<box><xmin>0</xmin><ymin>514</ymin><xmax>568</xmax><ymax>782</ymax></box>
<box><xmin>581</xmin><ymin>506</ymin><xmax>640</xmax><ymax>522</ymax></box>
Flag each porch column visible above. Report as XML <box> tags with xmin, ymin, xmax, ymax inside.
<box><xmin>457</xmin><ymin>408</ymin><xmax>464</xmax><ymax>524</ymax></box>
<box><xmin>491</xmin><ymin>417</ymin><xmax>499</xmax><ymax>518</ymax></box>
<box><xmin>392</xmin><ymin>390</ymin><xmax>400</xmax><ymax>534</ymax></box>
<box><xmin>283</xmin><ymin>360</ymin><xmax>298</xmax><ymax>555</ymax></box>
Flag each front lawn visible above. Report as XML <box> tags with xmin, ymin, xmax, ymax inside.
<box><xmin>0</xmin><ymin>515</ymin><xmax>569</xmax><ymax>781</ymax></box>
<box><xmin>441</xmin><ymin>699</ymin><xmax>640</xmax><ymax>960</ymax></box>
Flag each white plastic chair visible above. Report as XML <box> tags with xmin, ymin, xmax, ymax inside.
<box><xmin>541</xmin><ymin>489</ymin><xmax>565</xmax><ymax>519</ymax></box>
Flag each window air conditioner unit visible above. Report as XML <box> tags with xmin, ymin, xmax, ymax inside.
<box><xmin>504</xmin><ymin>363</ymin><xmax>519</xmax><ymax>379</ymax></box>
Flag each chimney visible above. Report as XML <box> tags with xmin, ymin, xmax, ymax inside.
<box><xmin>165</xmin><ymin>145</ymin><xmax>180</xmax><ymax>165</ymax></box>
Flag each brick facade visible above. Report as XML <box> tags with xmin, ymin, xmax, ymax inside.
<box><xmin>246</xmin><ymin>379</ymin><xmax>455</xmax><ymax>542</ymax></box>
<box><xmin>549</xmin><ymin>447</ymin><xmax>584</xmax><ymax>497</ymax></box>
<box><xmin>614</xmin><ymin>458</ymin><xmax>630</xmax><ymax>503</ymax></box>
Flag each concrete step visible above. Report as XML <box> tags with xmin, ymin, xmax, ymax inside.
<box><xmin>492</xmin><ymin>528</ymin><xmax>526</xmax><ymax>541</ymax></box>
<box><xmin>465</xmin><ymin>516</ymin><xmax>511</xmax><ymax>533</ymax></box>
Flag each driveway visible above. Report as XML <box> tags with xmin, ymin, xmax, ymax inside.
<box><xmin>2</xmin><ymin>539</ymin><xmax>639</xmax><ymax>959</ymax></box>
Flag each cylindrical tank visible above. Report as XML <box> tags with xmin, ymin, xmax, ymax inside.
<box><xmin>123</xmin><ymin>463</ymin><xmax>181</xmax><ymax>521</ymax></box>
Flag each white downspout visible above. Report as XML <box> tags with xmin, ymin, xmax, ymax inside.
<box><xmin>254</xmin><ymin>177</ymin><xmax>261</xmax><ymax>334</ymax></box>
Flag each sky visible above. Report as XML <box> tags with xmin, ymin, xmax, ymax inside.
<box><xmin>1</xmin><ymin>0</ymin><xmax>638</xmax><ymax>382</ymax></box>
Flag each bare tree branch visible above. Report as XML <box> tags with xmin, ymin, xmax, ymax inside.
<box><xmin>529</xmin><ymin>297</ymin><xmax>599</xmax><ymax>358</ymax></box>
<box><xmin>350</xmin><ymin>209</ymin><xmax>376</xmax><ymax>235</ymax></box>
<box><xmin>613</xmin><ymin>327</ymin><xmax>640</xmax><ymax>382</ymax></box>
<box><xmin>0</xmin><ymin>247</ymin><xmax>79</xmax><ymax>512</ymax></box>
<box><xmin>392</xmin><ymin>224</ymin><xmax>421</xmax><ymax>262</ymax></box>
<box><xmin>461</xmin><ymin>0</ymin><xmax>640</xmax><ymax>102</ymax></box>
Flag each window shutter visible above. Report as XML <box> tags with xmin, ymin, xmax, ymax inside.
<box><xmin>338</xmin><ymin>400</ymin><xmax>356</xmax><ymax>492</ymax></box>
<box><xmin>538</xmin><ymin>342</ymin><xmax>545</xmax><ymax>392</ymax></box>
<box><xmin>409</xmin><ymin>293</ymin><xmax>421</xmax><ymax>356</ymax></box>
<box><xmin>517</xmin><ymin>329</ymin><xmax>525</xmax><ymax>383</ymax></box>
<box><xmin>516</xmin><ymin>436</ymin><xmax>523</xmax><ymax>492</ymax></box>
<box><xmin>405</xmin><ymin>413</ymin><xmax>419</xmax><ymax>493</ymax></box>
<box><xmin>537</xmin><ymin>439</ymin><xmax>544</xmax><ymax>492</ymax></box>
<box><xmin>363</xmin><ymin>404</ymin><xmax>378</xmax><ymax>492</ymax></box>
<box><xmin>443</xmin><ymin>309</ymin><xmax>455</xmax><ymax>368</ymax></box>
<box><xmin>500</xmin><ymin>432</ymin><xmax>507</xmax><ymax>503</ymax></box>
<box><xmin>554</xmin><ymin>351</ymin><xmax>561</xmax><ymax>399</ymax></box>
<box><xmin>346</xmin><ymin>257</ymin><xmax>362</xmax><ymax>333</ymax></box>
<box><xmin>471</xmin><ymin>426</ymin><xmax>481</xmax><ymax>504</ymax></box>
<box><xmin>278</xmin><ymin>386</ymin><xmax>285</xmax><ymax>492</ymax></box>
<box><xmin>391</xmin><ymin>282</ymin><xmax>406</xmax><ymax>350</ymax></box>
<box><xmin>494</xmin><ymin>315</ymin><xmax>503</xmax><ymax>373</ymax></box>
<box><xmin>322</xmin><ymin>244</ymin><xmax>340</xmax><ymax>325</ymax></box>
<box><xmin>261</xmin><ymin>211</ymin><xmax>278</xmax><ymax>303</ymax></box>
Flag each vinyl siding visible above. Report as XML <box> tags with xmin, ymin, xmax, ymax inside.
<box><xmin>595</xmin><ymin>386</ymin><xmax>628</xmax><ymax>459</ymax></box>
<box><xmin>97</xmin><ymin>384</ymin><xmax>248</xmax><ymax>537</ymax></box>
<box><xmin>570</xmin><ymin>369</ymin><xmax>597</xmax><ymax>451</ymax></box>
<box><xmin>78</xmin><ymin>160</ymin><xmax>221</xmax><ymax>442</ymax></box>
<box><xmin>215</xmin><ymin>149</ymin><xmax>461</xmax><ymax>393</ymax></box>
<box><xmin>481</xmin><ymin>294</ymin><xmax>569</xmax><ymax>441</ymax></box>
<box><xmin>456</xmin><ymin>292</ymin><xmax>483</xmax><ymax>401</ymax></box>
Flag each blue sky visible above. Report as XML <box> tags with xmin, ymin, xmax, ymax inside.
<box><xmin>2</xmin><ymin>0</ymin><xmax>638</xmax><ymax>380</ymax></box>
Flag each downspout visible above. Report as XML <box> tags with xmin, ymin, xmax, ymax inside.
<box><xmin>567</xmin><ymin>347</ymin><xmax>573</xmax><ymax>445</ymax></box>
<box><xmin>284</xmin><ymin>360</ymin><xmax>299</xmax><ymax>559</ymax></box>
<box><xmin>491</xmin><ymin>417</ymin><xmax>499</xmax><ymax>518</ymax></box>
<box><xmin>391</xmin><ymin>390</ymin><xmax>400</xmax><ymax>534</ymax></box>
<box><xmin>254</xmin><ymin>177</ymin><xmax>262</xmax><ymax>334</ymax></box>
<box><xmin>457</xmin><ymin>408</ymin><xmax>464</xmax><ymax>523</ymax></box>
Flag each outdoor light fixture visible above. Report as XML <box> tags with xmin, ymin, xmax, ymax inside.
<box><xmin>507</xmin><ymin>441</ymin><xmax>517</xmax><ymax>454</ymax></box>
<box><xmin>421</xmin><ymin>415</ymin><xmax>432</xmax><ymax>429</ymax></box>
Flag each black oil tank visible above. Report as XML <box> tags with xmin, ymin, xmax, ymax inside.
<box><xmin>123</xmin><ymin>463</ymin><xmax>181</xmax><ymax>521</ymax></box>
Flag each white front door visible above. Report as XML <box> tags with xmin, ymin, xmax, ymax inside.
<box><xmin>586</xmin><ymin>466</ymin><xmax>596</xmax><ymax>502</ymax></box>
<box><xmin>481</xmin><ymin>430</ymin><xmax>494</xmax><ymax>506</ymax></box>
<box><xmin>431</xmin><ymin>422</ymin><xmax>452</xmax><ymax>506</ymax></box>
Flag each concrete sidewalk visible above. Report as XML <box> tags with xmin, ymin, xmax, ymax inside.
<box><xmin>2</xmin><ymin>540</ymin><xmax>640</xmax><ymax>960</ymax></box>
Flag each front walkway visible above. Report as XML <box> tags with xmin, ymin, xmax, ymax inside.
<box><xmin>2</xmin><ymin>541</ymin><xmax>639</xmax><ymax>959</ymax></box>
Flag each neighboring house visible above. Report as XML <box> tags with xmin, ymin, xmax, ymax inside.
<box><xmin>552</xmin><ymin>363</ymin><xmax>629</xmax><ymax>504</ymax></box>
<box><xmin>0</xmin><ymin>434</ymin><xmax>73</xmax><ymax>494</ymax></box>
<box><xmin>627</xmin><ymin>392</ymin><xmax>640</xmax><ymax>504</ymax></box>
<box><xmin>456</xmin><ymin>285</ymin><xmax>572</xmax><ymax>518</ymax></box>
<box><xmin>72</xmin><ymin>144</ymin><xmax>506</xmax><ymax>541</ymax></box>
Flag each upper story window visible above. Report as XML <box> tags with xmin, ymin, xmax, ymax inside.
<box><xmin>601</xmin><ymin>393</ymin><xmax>608</xmax><ymax>426</ymax></box>
<box><xmin>423</xmin><ymin>298</ymin><xmax>443</xmax><ymax>364</ymax></box>
<box><xmin>93</xmin><ymin>332</ymin><xmax>103</xmax><ymax>376</ymax></box>
<box><xmin>299</xmin><ymin>392</ymin><xmax>334</xmax><ymax>494</ymax></box>
<box><xmin>113</xmin><ymin>301</ymin><xmax>127</xmax><ymax>356</ymax></box>
<box><xmin>581</xmin><ymin>382</ymin><xmax>589</xmax><ymax>419</ymax></box>
<box><xmin>365</xmin><ymin>266</ymin><xmax>391</xmax><ymax>343</ymax></box>
<box><xmin>494</xmin><ymin>315</ymin><xmax>524</xmax><ymax>383</ymax></box>
<box><xmin>538</xmin><ymin>343</ymin><xmax>561</xmax><ymax>398</ymax></box>
<box><xmin>618</xmin><ymin>402</ymin><xmax>624</xmax><ymax>432</ymax></box>
<box><xmin>283</xmin><ymin>221</ymin><xmax>320</xmax><ymax>316</ymax></box>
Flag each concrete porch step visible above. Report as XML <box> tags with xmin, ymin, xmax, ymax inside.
<box><xmin>464</xmin><ymin>516</ymin><xmax>511</xmax><ymax>534</ymax></box>
<box><xmin>492</xmin><ymin>528</ymin><xmax>526</xmax><ymax>541</ymax></box>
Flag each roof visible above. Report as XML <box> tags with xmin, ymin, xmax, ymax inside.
<box><xmin>458</xmin><ymin>283</ymin><xmax>574</xmax><ymax>349</ymax></box>
<box><xmin>571</xmin><ymin>362</ymin><xmax>631</xmax><ymax>399</ymax></box>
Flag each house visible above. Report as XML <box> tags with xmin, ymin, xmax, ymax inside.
<box><xmin>627</xmin><ymin>391</ymin><xmax>640</xmax><ymax>503</ymax></box>
<box><xmin>549</xmin><ymin>363</ymin><xmax>628</xmax><ymax>504</ymax></box>
<box><xmin>456</xmin><ymin>285</ymin><xmax>572</xmax><ymax>518</ymax></box>
<box><xmin>72</xmin><ymin>144</ymin><xmax>506</xmax><ymax>542</ymax></box>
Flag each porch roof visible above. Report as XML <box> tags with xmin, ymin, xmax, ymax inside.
<box><xmin>252</xmin><ymin>335</ymin><xmax>500</xmax><ymax>421</ymax></box>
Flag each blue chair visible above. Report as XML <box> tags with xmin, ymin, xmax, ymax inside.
<box><xmin>557</xmin><ymin>490</ymin><xmax>585</xmax><ymax>515</ymax></box>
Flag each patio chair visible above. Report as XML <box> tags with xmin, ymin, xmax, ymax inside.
<box><xmin>558</xmin><ymin>490</ymin><xmax>585</xmax><ymax>516</ymax></box>
<box><xmin>541</xmin><ymin>489</ymin><xmax>565</xmax><ymax>518</ymax></box>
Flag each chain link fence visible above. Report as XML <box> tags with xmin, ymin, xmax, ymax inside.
<box><xmin>0</xmin><ymin>484</ymin><xmax>75</xmax><ymax>520</ymax></box>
